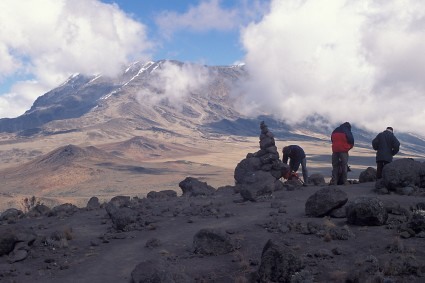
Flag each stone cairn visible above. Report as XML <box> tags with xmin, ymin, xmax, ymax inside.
<box><xmin>234</xmin><ymin>121</ymin><xmax>289</xmax><ymax>201</ymax></box>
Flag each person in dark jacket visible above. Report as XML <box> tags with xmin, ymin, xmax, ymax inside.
<box><xmin>330</xmin><ymin>122</ymin><xmax>354</xmax><ymax>185</ymax></box>
<box><xmin>282</xmin><ymin>145</ymin><xmax>308</xmax><ymax>184</ymax></box>
<box><xmin>372</xmin><ymin>127</ymin><xmax>400</xmax><ymax>179</ymax></box>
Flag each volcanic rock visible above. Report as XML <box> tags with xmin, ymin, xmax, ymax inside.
<box><xmin>305</xmin><ymin>187</ymin><xmax>348</xmax><ymax>217</ymax></box>
<box><xmin>346</xmin><ymin>196</ymin><xmax>388</xmax><ymax>226</ymax></box>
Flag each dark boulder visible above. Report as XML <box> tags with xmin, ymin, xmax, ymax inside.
<box><xmin>147</xmin><ymin>190</ymin><xmax>177</xmax><ymax>199</ymax></box>
<box><xmin>27</xmin><ymin>204</ymin><xmax>51</xmax><ymax>218</ymax></box>
<box><xmin>131</xmin><ymin>260</ymin><xmax>176</xmax><ymax>283</ymax></box>
<box><xmin>305</xmin><ymin>187</ymin><xmax>348</xmax><ymax>217</ymax></box>
<box><xmin>179</xmin><ymin>177</ymin><xmax>215</xmax><ymax>197</ymax></box>
<box><xmin>308</xmin><ymin>173</ymin><xmax>326</xmax><ymax>186</ymax></box>
<box><xmin>0</xmin><ymin>208</ymin><xmax>24</xmax><ymax>222</ymax></box>
<box><xmin>0</xmin><ymin>229</ymin><xmax>17</xmax><ymax>256</ymax></box>
<box><xmin>49</xmin><ymin>203</ymin><xmax>79</xmax><ymax>217</ymax></box>
<box><xmin>86</xmin><ymin>197</ymin><xmax>100</xmax><ymax>210</ymax></box>
<box><xmin>382</xmin><ymin>158</ymin><xmax>425</xmax><ymax>190</ymax></box>
<box><xmin>107</xmin><ymin>207</ymin><xmax>139</xmax><ymax>231</ymax></box>
<box><xmin>346</xmin><ymin>197</ymin><xmax>388</xmax><ymax>226</ymax></box>
<box><xmin>257</xmin><ymin>239</ymin><xmax>303</xmax><ymax>282</ymax></box>
<box><xmin>407</xmin><ymin>211</ymin><xmax>425</xmax><ymax>234</ymax></box>
<box><xmin>193</xmin><ymin>228</ymin><xmax>235</xmax><ymax>255</ymax></box>
<box><xmin>359</xmin><ymin>167</ymin><xmax>377</xmax><ymax>183</ymax></box>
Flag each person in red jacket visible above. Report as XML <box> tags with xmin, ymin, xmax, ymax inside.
<box><xmin>330</xmin><ymin>122</ymin><xmax>354</xmax><ymax>185</ymax></box>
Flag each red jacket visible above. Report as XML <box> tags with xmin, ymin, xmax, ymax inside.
<box><xmin>331</xmin><ymin>122</ymin><xmax>354</xmax><ymax>153</ymax></box>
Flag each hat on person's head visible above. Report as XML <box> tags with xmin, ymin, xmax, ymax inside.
<box><xmin>342</xmin><ymin>122</ymin><xmax>351</xmax><ymax>129</ymax></box>
<box><xmin>386</xmin><ymin>127</ymin><xmax>393</xmax><ymax>132</ymax></box>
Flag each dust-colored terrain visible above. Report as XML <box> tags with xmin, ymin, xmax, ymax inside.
<box><xmin>1</xmin><ymin>128</ymin><xmax>425</xmax><ymax>283</ymax></box>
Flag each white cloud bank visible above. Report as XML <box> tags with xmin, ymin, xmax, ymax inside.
<box><xmin>155</xmin><ymin>0</ymin><xmax>268</xmax><ymax>37</ymax></box>
<box><xmin>238</xmin><ymin>0</ymin><xmax>425</xmax><ymax>135</ymax></box>
<box><xmin>138</xmin><ymin>61</ymin><xmax>210</xmax><ymax>109</ymax></box>
<box><xmin>0</xmin><ymin>0</ymin><xmax>152</xmax><ymax>118</ymax></box>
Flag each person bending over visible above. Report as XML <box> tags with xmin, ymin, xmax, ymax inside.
<box><xmin>282</xmin><ymin>145</ymin><xmax>309</xmax><ymax>184</ymax></box>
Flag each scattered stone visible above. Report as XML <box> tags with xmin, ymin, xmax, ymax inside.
<box><xmin>257</xmin><ymin>239</ymin><xmax>303</xmax><ymax>282</ymax></box>
<box><xmin>359</xmin><ymin>167</ymin><xmax>377</xmax><ymax>183</ymax></box>
<box><xmin>193</xmin><ymin>228</ymin><xmax>235</xmax><ymax>255</ymax></box>
<box><xmin>145</xmin><ymin>238</ymin><xmax>162</xmax><ymax>249</ymax></box>
<box><xmin>382</xmin><ymin>158</ymin><xmax>425</xmax><ymax>191</ymax></box>
<box><xmin>27</xmin><ymin>204</ymin><xmax>51</xmax><ymax>218</ymax></box>
<box><xmin>8</xmin><ymin>249</ymin><xmax>28</xmax><ymax>263</ymax></box>
<box><xmin>346</xmin><ymin>197</ymin><xmax>388</xmax><ymax>226</ymax></box>
<box><xmin>0</xmin><ymin>229</ymin><xmax>17</xmax><ymax>256</ymax></box>
<box><xmin>147</xmin><ymin>190</ymin><xmax>177</xmax><ymax>199</ymax></box>
<box><xmin>179</xmin><ymin>177</ymin><xmax>216</xmax><ymax>197</ymax></box>
<box><xmin>0</xmin><ymin>208</ymin><xmax>24</xmax><ymax>222</ymax></box>
<box><xmin>305</xmin><ymin>187</ymin><xmax>348</xmax><ymax>217</ymax></box>
<box><xmin>106</xmin><ymin>206</ymin><xmax>139</xmax><ymax>231</ymax></box>
<box><xmin>86</xmin><ymin>197</ymin><xmax>100</xmax><ymax>210</ymax></box>
<box><xmin>49</xmin><ymin>203</ymin><xmax>79</xmax><ymax>217</ymax></box>
<box><xmin>131</xmin><ymin>261</ymin><xmax>175</xmax><ymax>283</ymax></box>
<box><xmin>308</xmin><ymin>173</ymin><xmax>326</xmax><ymax>186</ymax></box>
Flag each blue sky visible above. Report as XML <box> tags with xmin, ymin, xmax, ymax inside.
<box><xmin>100</xmin><ymin>0</ymin><xmax>251</xmax><ymax>65</ymax></box>
<box><xmin>1</xmin><ymin>0</ymin><xmax>425</xmax><ymax>137</ymax></box>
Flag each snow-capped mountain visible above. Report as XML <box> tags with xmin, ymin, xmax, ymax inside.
<box><xmin>1</xmin><ymin>60</ymin><xmax>425</xmax><ymax>156</ymax></box>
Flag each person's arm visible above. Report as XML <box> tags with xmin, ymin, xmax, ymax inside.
<box><xmin>392</xmin><ymin>136</ymin><xmax>400</xmax><ymax>156</ymax></box>
<box><xmin>372</xmin><ymin>135</ymin><xmax>379</xmax><ymax>150</ymax></box>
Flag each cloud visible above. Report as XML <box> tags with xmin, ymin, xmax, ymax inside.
<box><xmin>0</xmin><ymin>0</ymin><xmax>152</xmax><ymax>118</ymax></box>
<box><xmin>138</xmin><ymin>61</ymin><xmax>210</xmax><ymax>108</ymax></box>
<box><xmin>238</xmin><ymin>0</ymin><xmax>425</xmax><ymax>136</ymax></box>
<box><xmin>155</xmin><ymin>0</ymin><xmax>267</xmax><ymax>38</ymax></box>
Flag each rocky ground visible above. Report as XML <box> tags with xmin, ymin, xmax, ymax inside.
<box><xmin>0</xmin><ymin>175</ymin><xmax>424</xmax><ymax>283</ymax></box>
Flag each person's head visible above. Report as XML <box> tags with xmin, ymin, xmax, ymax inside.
<box><xmin>386</xmin><ymin>127</ymin><xmax>393</xmax><ymax>133</ymax></box>
<box><xmin>342</xmin><ymin>122</ymin><xmax>351</xmax><ymax>130</ymax></box>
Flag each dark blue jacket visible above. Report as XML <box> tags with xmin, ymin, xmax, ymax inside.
<box><xmin>372</xmin><ymin>130</ymin><xmax>400</xmax><ymax>162</ymax></box>
<box><xmin>282</xmin><ymin>145</ymin><xmax>305</xmax><ymax>165</ymax></box>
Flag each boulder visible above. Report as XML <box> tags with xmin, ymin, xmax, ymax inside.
<box><xmin>108</xmin><ymin>196</ymin><xmax>131</xmax><ymax>208</ymax></box>
<box><xmin>0</xmin><ymin>229</ymin><xmax>17</xmax><ymax>256</ymax></box>
<box><xmin>27</xmin><ymin>204</ymin><xmax>51</xmax><ymax>218</ymax></box>
<box><xmin>147</xmin><ymin>190</ymin><xmax>177</xmax><ymax>199</ymax></box>
<box><xmin>308</xmin><ymin>173</ymin><xmax>326</xmax><ymax>186</ymax></box>
<box><xmin>305</xmin><ymin>187</ymin><xmax>348</xmax><ymax>217</ymax></box>
<box><xmin>407</xmin><ymin>211</ymin><xmax>425</xmax><ymax>234</ymax></box>
<box><xmin>346</xmin><ymin>197</ymin><xmax>388</xmax><ymax>226</ymax></box>
<box><xmin>239</xmin><ymin>171</ymin><xmax>279</xmax><ymax>201</ymax></box>
<box><xmin>179</xmin><ymin>177</ymin><xmax>215</xmax><ymax>197</ymax></box>
<box><xmin>49</xmin><ymin>203</ymin><xmax>79</xmax><ymax>217</ymax></box>
<box><xmin>131</xmin><ymin>260</ymin><xmax>175</xmax><ymax>283</ymax></box>
<box><xmin>257</xmin><ymin>239</ymin><xmax>303</xmax><ymax>282</ymax></box>
<box><xmin>382</xmin><ymin>158</ymin><xmax>425</xmax><ymax>190</ymax></box>
<box><xmin>0</xmin><ymin>208</ymin><xmax>24</xmax><ymax>222</ymax></box>
<box><xmin>359</xmin><ymin>167</ymin><xmax>377</xmax><ymax>183</ymax></box>
<box><xmin>193</xmin><ymin>229</ymin><xmax>235</xmax><ymax>255</ymax></box>
<box><xmin>86</xmin><ymin>197</ymin><xmax>100</xmax><ymax>210</ymax></box>
<box><xmin>106</xmin><ymin>206</ymin><xmax>139</xmax><ymax>231</ymax></box>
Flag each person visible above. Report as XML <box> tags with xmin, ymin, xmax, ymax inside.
<box><xmin>330</xmin><ymin>122</ymin><xmax>354</xmax><ymax>185</ymax></box>
<box><xmin>282</xmin><ymin>145</ymin><xmax>308</xmax><ymax>185</ymax></box>
<box><xmin>372</xmin><ymin>127</ymin><xmax>400</xmax><ymax>179</ymax></box>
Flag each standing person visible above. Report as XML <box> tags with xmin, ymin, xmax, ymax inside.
<box><xmin>282</xmin><ymin>145</ymin><xmax>309</xmax><ymax>185</ymax></box>
<box><xmin>331</xmin><ymin>122</ymin><xmax>354</xmax><ymax>185</ymax></box>
<box><xmin>372</xmin><ymin>127</ymin><xmax>400</xmax><ymax>179</ymax></box>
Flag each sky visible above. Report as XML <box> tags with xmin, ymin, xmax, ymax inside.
<box><xmin>0</xmin><ymin>0</ymin><xmax>425</xmax><ymax>137</ymax></box>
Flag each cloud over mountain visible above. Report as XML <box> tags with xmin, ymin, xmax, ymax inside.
<box><xmin>239</xmin><ymin>0</ymin><xmax>425</xmax><ymax>134</ymax></box>
<box><xmin>0</xmin><ymin>0</ymin><xmax>152</xmax><ymax>118</ymax></box>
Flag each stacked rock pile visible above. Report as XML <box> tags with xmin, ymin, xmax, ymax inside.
<box><xmin>234</xmin><ymin>121</ymin><xmax>289</xmax><ymax>201</ymax></box>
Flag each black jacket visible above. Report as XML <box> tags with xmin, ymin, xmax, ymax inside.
<box><xmin>282</xmin><ymin>145</ymin><xmax>306</xmax><ymax>164</ymax></box>
<box><xmin>372</xmin><ymin>130</ymin><xmax>400</xmax><ymax>162</ymax></box>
